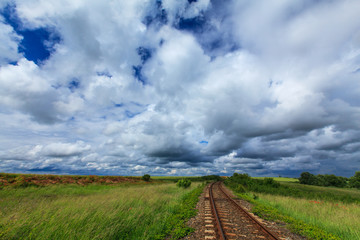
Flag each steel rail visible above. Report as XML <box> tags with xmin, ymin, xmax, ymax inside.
<box><xmin>217</xmin><ymin>182</ymin><xmax>280</xmax><ymax>240</ymax></box>
<box><xmin>209</xmin><ymin>182</ymin><xmax>226</xmax><ymax>240</ymax></box>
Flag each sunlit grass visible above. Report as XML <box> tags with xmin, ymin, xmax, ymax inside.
<box><xmin>0</xmin><ymin>182</ymin><xmax>201</xmax><ymax>239</ymax></box>
<box><xmin>253</xmin><ymin>177</ymin><xmax>299</xmax><ymax>182</ymax></box>
<box><xmin>282</xmin><ymin>182</ymin><xmax>360</xmax><ymax>196</ymax></box>
<box><xmin>257</xmin><ymin>193</ymin><xmax>360</xmax><ymax>240</ymax></box>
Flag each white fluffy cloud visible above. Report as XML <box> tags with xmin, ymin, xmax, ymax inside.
<box><xmin>0</xmin><ymin>0</ymin><xmax>360</xmax><ymax>177</ymax></box>
<box><xmin>0</xmin><ymin>17</ymin><xmax>22</xmax><ymax>64</ymax></box>
<box><xmin>41</xmin><ymin>141</ymin><xmax>91</xmax><ymax>157</ymax></box>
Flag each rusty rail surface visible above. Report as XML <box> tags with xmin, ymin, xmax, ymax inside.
<box><xmin>209</xmin><ymin>182</ymin><xmax>226</xmax><ymax>240</ymax></box>
<box><xmin>217</xmin><ymin>181</ymin><xmax>280</xmax><ymax>240</ymax></box>
<box><xmin>209</xmin><ymin>181</ymin><xmax>281</xmax><ymax>240</ymax></box>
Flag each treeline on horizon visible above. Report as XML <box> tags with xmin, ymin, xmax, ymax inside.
<box><xmin>225</xmin><ymin>173</ymin><xmax>360</xmax><ymax>203</ymax></box>
<box><xmin>299</xmin><ymin>171</ymin><xmax>360</xmax><ymax>189</ymax></box>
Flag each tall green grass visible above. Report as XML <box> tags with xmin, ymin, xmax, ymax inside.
<box><xmin>229</xmin><ymin>191</ymin><xmax>341</xmax><ymax>240</ymax></box>
<box><xmin>257</xmin><ymin>194</ymin><xmax>360</xmax><ymax>240</ymax></box>
<box><xmin>0</xmin><ymin>182</ymin><xmax>202</xmax><ymax>239</ymax></box>
<box><xmin>253</xmin><ymin>177</ymin><xmax>299</xmax><ymax>182</ymax></box>
<box><xmin>226</xmin><ymin>174</ymin><xmax>360</xmax><ymax>240</ymax></box>
<box><xmin>226</xmin><ymin>173</ymin><xmax>360</xmax><ymax>203</ymax></box>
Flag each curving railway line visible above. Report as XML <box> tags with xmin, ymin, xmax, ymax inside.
<box><xmin>204</xmin><ymin>182</ymin><xmax>281</xmax><ymax>240</ymax></box>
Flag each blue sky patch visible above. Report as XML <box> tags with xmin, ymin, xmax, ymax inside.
<box><xmin>132</xmin><ymin>65</ymin><xmax>147</xmax><ymax>84</ymax></box>
<box><xmin>1</xmin><ymin>4</ymin><xmax>61</xmax><ymax>65</ymax></box>
<box><xmin>175</xmin><ymin>9</ymin><xmax>239</xmax><ymax>57</ymax></box>
<box><xmin>68</xmin><ymin>79</ymin><xmax>80</xmax><ymax>92</ymax></box>
<box><xmin>143</xmin><ymin>0</ymin><xmax>168</xmax><ymax>28</ymax></box>
<box><xmin>200</xmin><ymin>140</ymin><xmax>208</xmax><ymax>145</ymax></box>
<box><xmin>137</xmin><ymin>47</ymin><xmax>152</xmax><ymax>64</ymax></box>
<box><xmin>177</xmin><ymin>16</ymin><xmax>207</xmax><ymax>33</ymax></box>
<box><xmin>96</xmin><ymin>71</ymin><xmax>112</xmax><ymax>78</ymax></box>
<box><xmin>114</xmin><ymin>103</ymin><xmax>124</xmax><ymax>108</ymax></box>
<box><xmin>7</xmin><ymin>61</ymin><xmax>18</xmax><ymax>66</ymax></box>
<box><xmin>125</xmin><ymin>110</ymin><xmax>141</xmax><ymax>118</ymax></box>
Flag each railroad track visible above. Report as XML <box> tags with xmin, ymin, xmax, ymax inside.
<box><xmin>204</xmin><ymin>182</ymin><xmax>281</xmax><ymax>240</ymax></box>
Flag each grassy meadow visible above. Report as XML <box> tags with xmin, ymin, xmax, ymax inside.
<box><xmin>225</xmin><ymin>173</ymin><xmax>360</xmax><ymax>240</ymax></box>
<box><xmin>0</xmin><ymin>181</ymin><xmax>203</xmax><ymax>240</ymax></box>
<box><xmin>3</xmin><ymin>171</ymin><xmax>358</xmax><ymax>240</ymax></box>
<box><xmin>281</xmin><ymin>182</ymin><xmax>360</xmax><ymax>200</ymax></box>
<box><xmin>257</xmin><ymin>193</ymin><xmax>360</xmax><ymax>240</ymax></box>
<box><xmin>253</xmin><ymin>177</ymin><xmax>299</xmax><ymax>182</ymax></box>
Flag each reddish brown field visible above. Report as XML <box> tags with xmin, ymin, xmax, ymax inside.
<box><xmin>0</xmin><ymin>173</ymin><xmax>142</xmax><ymax>187</ymax></box>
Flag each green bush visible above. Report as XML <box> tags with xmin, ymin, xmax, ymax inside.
<box><xmin>264</xmin><ymin>178</ymin><xmax>280</xmax><ymax>187</ymax></box>
<box><xmin>235</xmin><ymin>184</ymin><xmax>247</xmax><ymax>193</ymax></box>
<box><xmin>176</xmin><ymin>179</ymin><xmax>191</xmax><ymax>188</ymax></box>
<box><xmin>142</xmin><ymin>174</ymin><xmax>151</xmax><ymax>182</ymax></box>
<box><xmin>299</xmin><ymin>172</ymin><xmax>348</xmax><ymax>187</ymax></box>
<box><xmin>13</xmin><ymin>176</ymin><xmax>37</xmax><ymax>188</ymax></box>
<box><xmin>200</xmin><ymin>175</ymin><xmax>222</xmax><ymax>181</ymax></box>
<box><xmin>349</xmin><ymin>171</ymin><xmax>360</xmax><ymax>189</ymax></box>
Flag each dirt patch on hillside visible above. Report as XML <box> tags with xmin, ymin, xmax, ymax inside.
<box><xmin>0</xmin><ymin>173</ymin><xmax>143</xmax><ymax>187</ymax></box>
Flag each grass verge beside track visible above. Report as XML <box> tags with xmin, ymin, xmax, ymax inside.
<box><xmin>229</xmin><ymin>191</ymin><xmax>341</xmax><ymax>240</ymax></box>
<box><xmin>256</xmin><ymin>193</ymin><xmax>360</xmax><ymax>240</ymax></box>
<box><xmin>225</xmin><ymin>175</ymin><xmax>360</xmax><ymax>240</ymax></box>
<box><xmin>0</xmin><ymin>182</ymin><xmax>204</xmax><ymax>240</ymax></box>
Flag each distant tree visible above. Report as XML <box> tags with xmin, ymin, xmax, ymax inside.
<box><xmin>263</xmin><ymin>178</ymin><xmax>280</xmax><ymax>188</ymax></box>
<box><xmin>299</xmin><ymin>172</ymin><xmax>317</xmax><ymax>185</ymax></box>
<box><xmin>227</xmin><ymin>173</ymin><xmax>252</xmax><ymax>187</ymax></box>
<box><xmin>142</xmin><ymin>174</ymin><xmax>151</xmax><ymax>182</ymax></box>
<box><xmin>300</xmin><ymin>172</ymin><xmax>348</xmax><ymax>188</ymax></box>
<box><xmin>349</xmin><ymin>171</ymin><xmax>360</xmax><ymax>189</ymax></box>
<box><xmin>322</xmin><ymin>174</ymin><xmax>347</xmax><ymax>187</ymax></box>
<box><xmin>315</xmin><ymin>174</ymin><xmax>326</xmax><ymax>186</ymax></box>
<box><xmin>201</xmin><ymin>175</ymin><xmax>222</xmax><ymax>181</ymax></box>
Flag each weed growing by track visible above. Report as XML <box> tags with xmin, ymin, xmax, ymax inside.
<box><xmin>0</xmin><ymin>182</ymin><xmax>204</xmax><ymax>239</ymax></box>
<box><xmin>156</xmin><ymin>183</ymin><xmax>204</xmax><ymax>239</ymax></box>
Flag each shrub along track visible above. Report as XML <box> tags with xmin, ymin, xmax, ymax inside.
<box><xmin>205</xmin><ymin>182</ymin><xmax>282</xmax><ymax>240</ymax></box>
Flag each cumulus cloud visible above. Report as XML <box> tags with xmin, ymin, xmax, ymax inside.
<box><xmin>0</xmin><ymin>0</ymin><xmax>360</xmax><ymax>177</ymax></box>
<box><xmin>0</xmin><ymin>17</ymin><xmax>22</xmax><ymax>64</ymax></box>
<box><xmin>41</xmin><ymin>141</ymin><xmax>91</xmax><ymax>157</ymax></box>
<box><xmin>0</xmin><ymin>59</ymin><xmax>60</xmax><ymax>123</ymax></box>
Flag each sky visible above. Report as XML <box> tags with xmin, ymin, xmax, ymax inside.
<box><xmin>0</xmin><ymin>0</ymin><xmax>360</xmax><ymax>177</ymax></box>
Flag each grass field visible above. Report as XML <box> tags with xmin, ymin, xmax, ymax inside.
<box><xmin>150</xmin><ymin>176</ymin><xmax>202</xmax><ymax>181</ymax></box>
<box><xmin>257</xmin><ymin>193</ymin><xmax>360</xmax><ymax>240</ymax></box>
<box><xmin>282</xmin><ymin>182</ymin><xmax>360</xmax><ymax>198</ymax></box>
<box><xmin>225</xmin><ymin>174</ymin><xmax>360</xmax><ymax>240</ymax></box>
<box><xmin>280</xmin><ymin>182</ymin><xmax>360</xmax><ymax>203</ymax></box>
<box><xmin>151</xmin><ymin>175</ymin><xmax>223</xmax><ymax>182</ymax></box>
<box><xmin>0</xmin><ymin>182</ymin><xmax>203</xmax><ymax>240</ymax></box>
<box><xmin>253</xmin><ymin>177</ymin><xmax>299</xmax><ymax>182</ymax></box>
